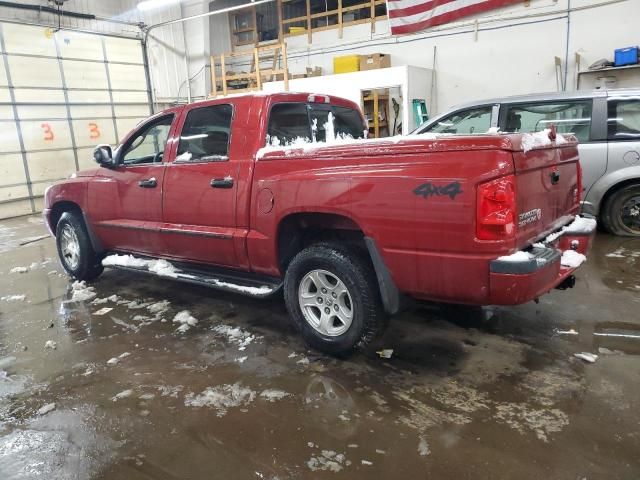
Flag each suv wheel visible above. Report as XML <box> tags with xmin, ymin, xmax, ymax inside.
<box><xmin>56</xmin><ymin>212</ymin><xmax>104</xmax><ymax>281</ymax></box>
<box><xmin>284</xmin><ymin>243</ymin><xmax>387</xmax><ymax>356</ymax></box>
<box><xmin>602</xmin><ymin>184</ymin><xmax>640</xmax><ymax>236</ymax></box>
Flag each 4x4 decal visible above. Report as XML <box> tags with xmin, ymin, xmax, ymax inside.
<box><xmin>414</xmin><ymin>181</ymin><xmax>463</xmax><ymax>200</ymax></box>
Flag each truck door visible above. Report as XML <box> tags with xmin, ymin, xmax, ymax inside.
<box><xmin>89</xmin><ymin>113</ymin><xmax>176</xmax><ymax>255</ymax></box>
<box><xmin>161</xmin><ymin>103</ymin><xmax>239</xmax><ymax>267</ymax></box>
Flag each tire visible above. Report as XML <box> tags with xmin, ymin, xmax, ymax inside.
<box><xmin>284</xmin><ymin>242</ymin><xmax>387</xmax><ymax>356</ymax></box>
<box><xmin>601</xmin><ymin>184</ymin><xmax>640</xmax><ymax>237</ymax></box>
<box><xmin>56</xmin><ymin>212</ymin><xmax>104</xmax><ymax>281</ymax></box>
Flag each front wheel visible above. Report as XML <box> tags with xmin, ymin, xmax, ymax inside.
<box><xmin>601</xmin><ymin>184</ymin><xmax>640</xmax><ymax>236</ymax></box>
<box><xmin>284</xmin><ymin>243</ymin><xmax>387</xmax><ymax>356</ymax></box>
<box><xmin>56</xmin><ymin>212</ymin><xmax>104</xmax><ymax>281</ymax></box>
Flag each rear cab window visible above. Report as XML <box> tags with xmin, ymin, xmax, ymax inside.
<box><xmin>266</xmin><ymin>102</ymin><xmax>366</xmax><ymax>146</ymax></box>
<box><xmin>501</xmin><ymin>100</ymin><xmax>593</xmax><ymax>142</ymax></box>
<box><xmin>176</xmin><ymin>103</ymin><xmax>233</xmax><ymax>162</ymax></box>
<box><xmin>608</xmin><ymin>98</ymin><xmax>640</xmax><ymax>141</ymax></box>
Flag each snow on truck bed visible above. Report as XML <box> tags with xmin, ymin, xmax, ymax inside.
<box><xmin>256</xmin><ymin>126</ymin><xmax>572</xmax><ymax>159</ymax></box>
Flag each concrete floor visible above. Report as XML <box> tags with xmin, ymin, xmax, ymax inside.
<box><xmin>0</xmin><ymin>214</ymin><xmax>639</xmax><ymax>480</ymax></box>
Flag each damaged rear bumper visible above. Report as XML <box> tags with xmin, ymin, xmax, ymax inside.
<box><xmin>487</xmin><ymin>215</ymin><xmax>597</xmax><ymax>305</ymax></box>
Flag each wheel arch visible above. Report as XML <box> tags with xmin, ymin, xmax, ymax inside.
<box><xmin>49</xmin><ymin>201</ymin><xmax>104</xmax><ymax>253</ymax></box>
<box><xmin>276</xmin><ymin>211</ymin><xmax>401</xmax><ymax>314</ymax></box>
<box><xmin>600</xmin><ymin>177</ymin><xmax>640</xmax><ymax>217</ymax></box>
<box><xmin>587</xmin><ymin>166</ymin><xmax>640</xmax><ymax>217</ymax></box>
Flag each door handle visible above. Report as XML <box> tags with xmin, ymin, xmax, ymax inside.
<box><xmin>210</xmin><ymin>177</ymin><xmax>234</xmax><ymax>189</ymax></box>
<box><xmin>550</xmin><ymin>171</ymin><xmax>560</xmax><ymax>185</ymax></box>
<box><xmin>138</xmin><ymin>177</ymin><xmax>157</xmax><ymax>188</ymax></box>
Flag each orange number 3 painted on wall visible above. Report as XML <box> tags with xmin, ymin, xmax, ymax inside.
<box><xmin>41</xmin><ymin>123</ymin><xmax>54</xmax><ymax>141</ymax></box>
<box><xmin>89</xmin><ymin>122</ymin><xmax>101</xmax><ymax>139</ymax></box>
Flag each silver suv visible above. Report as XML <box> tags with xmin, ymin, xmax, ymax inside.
<box><xmin>414</xmin><ymin>89</ymin><xmax>640</xmax><ymax>236</ymax></box>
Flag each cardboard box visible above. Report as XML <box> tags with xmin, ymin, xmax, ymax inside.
<box><xmin>359</xmin><ymin>53</ymin><xmax>391</xmax><ymax>71</ymax></box>
<box><xmin>334</xmin><ymin>55</ymin><xmax>360</xmax><ymax>74</ymax></box>
<box><xmin>306</xmin><ymin>66</ymin><xmax>322</xmax><ymax>77</ymax></box>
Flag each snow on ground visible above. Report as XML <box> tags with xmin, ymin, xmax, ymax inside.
<box><xmin>418</xmin><ymin>437</ymin><xmax>431</xmax><ymax>456</ymax></box>
<box><xmin>574</xmin><ymin>352</ymin><xmax>598</xmax><ymax>363</ymax></box>
<box><xmin>66</xmin><ymin>281</ymin><xmax>96</xmax><ymax>303</ymax></box>
<box><xmin>307</xmin><ymin>448</ymin><xmax>349</xmax><ymax>473</ymax></box>
<box><xmin>212</xmin><ymin>324</ymin><xmax>257</xmax><ymax>350</ymax></box>
<box><xmin>111</xmin><ymin>389</ymin><xmax>133</xmax><ymax>401</ymax></box>
<box><xmin>9</xmin><ymin>266</ymin><xmax>28</xmax><ymax>274</ymax></box>
<box><xmin>561</xmin><ymin>250</ymin><xmax>586</xmax><ymax>268</ymax></box>
<box><xmin>37</xmin><ymin>403</ymin><xmax>56</xmax><ymax>415</ymax></box>
<box><xmin>259</xmin><ymin>389</ymin><xmax>290</xmax><ymax>402</ymax></box>
<box><xmin>173</xmin><ymin>310</ymin><xmax>198</xmax><ymax>333</ymax></box>
<box><xmin>44</xmin><ymin>341</ymin><xmax>57</xmax><ymax>350</ymax></box>
<box><xmin>1</xmin><ymin>294</ymin><xmax>26</xmax><ymax>302</ymax></box>
<box><xmin>185</xmin><ymin>383</ymin><xmax>256</xmax><ymax>416</ymax></box>
<box><xmin>147</xmin><ymin>300</ymin><xmax>170</xmax><ymax>315</ymax></box>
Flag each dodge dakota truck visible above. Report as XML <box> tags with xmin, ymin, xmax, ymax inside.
<box><xmin>44</xmin><ymin>92</ymin><xmax>596</xmax><ymax>355</ymax></box>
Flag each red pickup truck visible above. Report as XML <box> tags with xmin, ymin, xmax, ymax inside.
<box><xmin>44</xmin><ymin>92</ymin><xmax>595</xmax><ymax>355</ymax></box>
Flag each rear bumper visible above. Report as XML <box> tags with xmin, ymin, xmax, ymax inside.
<box><xmin>488</xmin><ymin>216</ymin><xmax>596</xmax><ymax>305</ymax></box>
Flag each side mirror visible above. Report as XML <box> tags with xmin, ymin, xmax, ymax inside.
<box><xmin>93</xmin><ymin>144</ymin><xmax>115</xmax><ymax>168</ymax></box>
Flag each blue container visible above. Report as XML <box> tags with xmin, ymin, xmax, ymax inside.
<box><xmin>614</xmin><ymin>46</ymin><xmax>639</xmax><ymax>66</ymax></box>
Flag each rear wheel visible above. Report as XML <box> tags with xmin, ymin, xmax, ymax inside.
<box><xmin>56</xmin><ymin>212</ymin><xmax>103</xmax><ymax>281</ymax></box>
<box><xmin>602</xmin><ymin>184</ymin><xmax>640</xmax><ymax>236</ymax></box>
<box><xmin>284</xmin><ymin>243</ymin><xmax>387</xmax><ymax>356</ymax></box>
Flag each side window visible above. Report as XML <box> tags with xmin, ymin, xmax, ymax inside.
<box><xmin>267</xmin><ymin>103</ymin><xmax>311</xmax><ymax>144</ymax></box>
<box><xmin>503</xmin><ymin>101</ymin><xmax>592</xmax><ymax>142</ymax></box>
<box><xmin>177</xmin><ymin>104</ymin><xmax>233</xmax><ymax>162</ymax></box>
<box><xmin>122</xmin><ymin>115</ymin><xmax>173</xmax><ymax>166</ymax></box>
<box><xmin>425</xmin><ymin>107</ymin><xmax>492</xmax><ymax>134</ymax></box>
<box><xmin>608</xmin><ymin>99</ymin><xmax>640</xmax><ymax>140</ymax></box>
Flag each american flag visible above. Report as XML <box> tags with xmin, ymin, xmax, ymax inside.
<box><xmin>387</xmin><ymin>0</ymin><xmax>520</xmax><ymax>35</ymax></box>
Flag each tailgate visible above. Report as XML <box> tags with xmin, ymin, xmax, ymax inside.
<box><xmin>512</xmin><ymin>131</ymin><xmax>581</xmax><ymax>247</ymax></box>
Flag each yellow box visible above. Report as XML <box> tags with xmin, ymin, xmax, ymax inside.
<box><xmin>289</xmin><ymin>26</ymin><xmax>306</xmax><ymax>35</ymax></box>
<box><xmin>333</xmin><ymin>55</ymin><xmax>360</xmax><ymax>74</ymax></box>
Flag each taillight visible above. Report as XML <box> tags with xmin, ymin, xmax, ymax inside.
<box><xmin>476</xmin><ymin>175</ymin><xmax>516</xmax><ymax>240</ymax></box>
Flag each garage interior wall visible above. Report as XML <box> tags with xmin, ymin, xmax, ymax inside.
<box><xmin>203</xmin><ymin>0</ymin><xmax>638</xmax><ymax>111</ymax></box>
<box><xmin>0</xmin><ymin>18</ymin><xmax>151</xmax><ymax>219</ymax></box>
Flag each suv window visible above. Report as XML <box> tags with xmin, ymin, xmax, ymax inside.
<box><xmin>122</xmin><ymin>114</ymin><xmax>174</xmax><ymax>165</ymax></box>
<box><xmin>267</xmin><ymin>103</ymin><xmax>366</xmax><ymax>145</ymax></box>
<box><xmin>608</xmin><ymin>99</ymin><xmax>640</xmax><ymax>140</ymax></box>
<box><xmin>177</xmin><ymin>104</ymin><xmax>233</xmax><ymax>162</ymax></box>
<box><xmin>503</xmin><ymin>101</ymin><xmax>592</xmax><ymax>142</ymax></box>
<box><xmin>424</xmin><ymin>107</ymin><xmax>492</xmax><ymax>134</ymax></box>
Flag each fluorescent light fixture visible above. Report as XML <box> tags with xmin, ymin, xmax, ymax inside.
<box><xmin>137</xmin><ymin>0</ymin><xmax>181</xmax><ymax>11</ymax></box>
